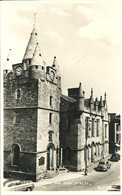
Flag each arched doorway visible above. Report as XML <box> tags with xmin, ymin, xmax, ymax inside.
<box><xmin>12</xmin><ymin>144</ymin><xmax>20</xmax><ymax>166</ymax></box>
<box><xmin>47</xmin><ymin>144</ymin><xmax>55</xmax><ymax>170</ymax></box>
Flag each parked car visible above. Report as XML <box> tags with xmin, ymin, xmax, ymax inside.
<box><xmin>110</xmin><ymin>153</ymin><xmax>120</xmax><ymax>162</ymax></box>
<box><xmin>4</xmin><ymin>179</ymin><xmax>34</xmax><ymax>191</ymax></box>
<box><xmin>96</xmin><ymin>159</ymin><xmax>111</xmax><ymax>171</ymax></box>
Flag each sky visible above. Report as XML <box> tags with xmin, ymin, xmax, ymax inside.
<box><xmin>1</xmin><ymin>0</ymin><xmax>121</xmax><ymax>114</ymax></box>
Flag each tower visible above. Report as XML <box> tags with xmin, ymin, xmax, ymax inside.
<box><xmin>4</xmin><ymin>23</ymin><xmax>61</xmax><ymax>181</ymax></box>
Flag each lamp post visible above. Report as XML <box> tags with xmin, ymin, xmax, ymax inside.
<box><xmin>84</xmin><ymin>118</ymin><xmax>88</xmax><ymax>176</ymax></box>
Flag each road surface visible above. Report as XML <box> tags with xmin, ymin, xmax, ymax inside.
<box><xmin>34</xmin><ymin>159</ymin><xmax>120</xmax><ymax>191</ymax></box>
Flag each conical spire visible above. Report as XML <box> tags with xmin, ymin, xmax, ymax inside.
<box><xmin>90</xmin><ymin>88</ymin><xmax>94</xmax><ymax>104</ymax></box>
<box><xmin>95</xmin><ymin>97</ymin><xmax>98</xmax><ymax>105</ymax></box>
<box><xmin>78</xmin><ymin>82</ymin><xmax>83</xmax><ymax>97</ymax></box>
<box><xmin>4</xmin><ymin>49</ymin><xmax>12</xmax><ymax>70</ymax></box>
<box><xmin>52</xmin><ymin>56</ymin><xmax>58</xmax><ymax>68</ymax></box>
<box><xmin>91</xmin><ymin>88</ymin><xmax>93</xmax><ymax>98</ymax></box>
<box><xmin>52</xmin><ymin>56</ymin><xmax>60</xmax><ymax>76</ymax></box>
<box><xmin>77</xmin><ymin>82</ymin><xmax>84</xmax><ymax>111</ymax></box>
<box><xmin>100</xmin><ymin>96</ymin><xmax>104</xmax><ymax>107</ymax></box>
<box><xmin>104</xmin><ymin>92</ymin><xmax>107</xmax><ymax>101</ymax></box>
<box><xmin>31</xmin><ymin>43</ymin><xmax>44</xmax><ymax>66</ymax></box>
<box><xmin>23</xmin><ymin>26</ymin><xmax>38</xmax><ymax>60</ymax></box>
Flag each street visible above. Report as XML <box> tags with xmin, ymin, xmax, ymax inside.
<box><xmin>34</xmin><ymin>159</ymin><xmax>120</xmax><ymax>191</ymax></box>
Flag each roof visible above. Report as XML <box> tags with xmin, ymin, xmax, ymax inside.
<box><xmin>31</xmin><ymin>43</ymin><xmax>44</xmax><ymax>66</ymax></box>
<box><xmin>23</xmin><ymin>26</ymin><xmax>38</xmax><ymax>60</ymax></box>
<box><xmin>61</xmin><ymin>94</ymin><xmax>76</xmax><ymax>103</ymax></box>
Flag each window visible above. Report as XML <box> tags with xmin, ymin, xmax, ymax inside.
<box><xmin>15</xmin><ymin>89</ymin><xmax>21</xmax><ymax>99</ymax></box>
<box><xmin>105</xmin><ymin>124</ymin><xmax>107</xmax><ymax>138</ymax></box>
<box><xmin>92</xmin><ymin>119</ymin><xmax>94</xmax><ymax>136</ymax></box>
<box><xmin>49</xmin><ymin>113</ymin><xmax>52</xmax><ymax>124</ymax></box>
<box><xmin>42</xmin><ymin>66</ymin><xmax>44</xmax><ymax>70</ymax></box>
<box><xmin>35</xmin><ymin>66</ymin><xmax>38</xmax><ymax>69</ymax></box>
<box><xmin>85</xmin><ymin>118</ymin><xmax>89</xmax><ymax>138</ymax></box>
<box><xmin>96</xmin><ymin>119</ymin><xmax>100</xmax><ymax>136</ymax></box>
<box><xmin>48</xmin><ymin>131</ymin><xmax>54</xmax><ymax>141</ymax></box>
<box><xmin>12</xmin><ymin>144</ymin><xmax>20</xmax><ymax>166</ymax></box>
<box><xmin>15</xmin><ymin>112</ymin><xmax>20</xmax><ymax>124</ymax></box>
<box><xmin>50</xmin><ymin>96</ymin><xmax>53</xmax><ymax>106</ymax></box>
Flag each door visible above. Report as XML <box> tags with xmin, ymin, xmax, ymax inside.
<box><xmin>47</xmin><ymin>144</ymin><xmax>54</xmax><ymax>170</ymax></box>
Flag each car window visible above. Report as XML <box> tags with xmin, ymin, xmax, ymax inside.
<box><xmin>15</xmin><ymin>182</ymin><xmax>22</xmax><ymax>185</ymax></box>
<box><xmin>8</xmin><ymin>183</ymin><xmax>15</xmax><ymax>187</ymax></box>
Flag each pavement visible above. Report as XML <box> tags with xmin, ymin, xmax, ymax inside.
<box><xmin>34</xmin><ymin>154</ymin><xmax>111</xmax><ymax>188</ymax></box>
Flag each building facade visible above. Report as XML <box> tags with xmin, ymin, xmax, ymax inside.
<box><xmin>60</xmin><ymin>83</ymin><xmax>109</xmax><ymax>171</ymax></box>
<box><xmin>109</xmin><ymin>113</ymin><xmax>121</xmax><ymax>154</ymax></box>
<box><xmin>4</xmin><ymin>26</ymin><xmax>61</xmax><ymax>181</ymax></box>
<box><xmin>4</xmin><ymin>25</ymin><xmax>109</xmax><ymax>181</ymax></box>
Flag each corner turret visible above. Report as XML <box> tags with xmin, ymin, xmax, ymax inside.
<box><xmin>100</xmin><ymin>96</ymin><xmax>104</xmax><ymax>116</ymax></box>
<box><xmin>52</xmin><ymin>56</ymin><xmax>61</xmax><ymax>77</ymax></box>
<box><xmin>30</xmin><ymin>43</ymin><xmax>46</xmax><ymax>81</ymax></box>
<box><xmin>77</xmin><ymin>82</ymin><xmax>84</xmax><ymax>111</ymax></box>
<box><xmin>90</xmin><ymin>88</ymin><xmax>94</xmax><ymax>111</ymax></box>
<box><xmin>52</xmin><ymin>56</ymin><xmax>61</xmax><ymax>89</ymax></box>
<box><xmin>95</xmin><ymin>97</ymin><xmax>98</xmax><ymax>113</ymax></box>
<box><xmin>3</xmin><ymin>49</ymin><xmax>13</xmax><ymax>82</ymax></box>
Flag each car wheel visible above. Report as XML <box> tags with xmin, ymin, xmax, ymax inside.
<box><xmin>26</xmin><ymin>187</ymin><xmax>32</xmax><ymax>191</ymax></box>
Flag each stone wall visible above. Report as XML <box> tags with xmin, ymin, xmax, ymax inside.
<box><xmin>4</xmin><ymin>78</ymin><xmax>38</xmax><ymax>108</ymax></box>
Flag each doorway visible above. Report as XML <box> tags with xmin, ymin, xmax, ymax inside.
<box><xmin>47</xmin><ymin>144</ymin><xmax>55</xmax><ymax>170</ymax></box>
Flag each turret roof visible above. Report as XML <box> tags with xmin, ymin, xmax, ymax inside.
<box><xmin>31</xmin><ymin>43</ymin><xmax>44</xmax><ymax>66</ymax></box>
<box><xmin>52</xmin><ymin>56</ymin><xmax>61</xmax><ymax>76</ymax></box>
<box><xmin>23</xmin><ymin>26</ymin><xmax>38</xmax><ymax>60</ymax></box>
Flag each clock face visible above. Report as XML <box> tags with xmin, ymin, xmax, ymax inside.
<box><xmin>15</xmin><ymin>67</ymin><xmax>22</xmax><ymax>76</ymax></box>
<box><xmin>50</xmin><ymin>71</ymin><xmax>55</xmax><ymax>81</ymax></box>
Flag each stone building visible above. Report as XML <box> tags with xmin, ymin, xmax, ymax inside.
<box><xmin>60</xmin><ymin>83</ymin><xmax>109</xmax><ymax>171</ymax></box>
<box><xmin>4</xmin><ymin>25</ymin><xmax>61</xmax><ymax>181</ymax></box>
<box><xmin>4</xmin><ymin>24</ymin><xmax>109</xmax><ymax>181</ymax></box>
<box><xmin>108</xmin><ymin>113</ymin><xmax>121</xmax><ymax>154</ymax></box>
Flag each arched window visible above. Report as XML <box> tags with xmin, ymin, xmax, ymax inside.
<box><xmin>12</xmin><ymin>144</ymin><xmax>20</xmax><ymax>166</ymax></box>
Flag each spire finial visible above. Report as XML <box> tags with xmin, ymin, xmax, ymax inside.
<box><xmin>91</xmin><ymin>88</ymin><xmax>93</xmax><ymax>94</ymax></box>
<box><xmin>34</xmin><ymin>13</ymin><xmax>37</xmax><ymax>27</ymax></box>
<box><xmin>104</xmin><ymin>92</ymin><xmax>107</xmax><ymax>101</ymax></box>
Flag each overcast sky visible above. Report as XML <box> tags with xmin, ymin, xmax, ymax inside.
<box><xmin>1</xmin><ymin>0</ymin><xmax>121</xmax><ymax>114</ymax></box>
